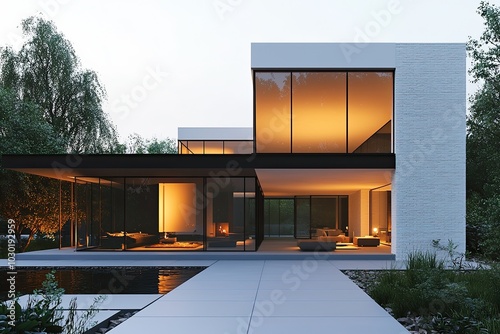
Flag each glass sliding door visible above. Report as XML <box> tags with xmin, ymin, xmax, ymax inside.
<box><xmin>264</xmin><ymin>196</ymin><xmax>349</xmax><ymax>239</ymax></box>
<box><xmin>311</xmin><ymin>196</ymin><xmax>337</xmax><ymax>235</ymax></box>
<box><xmin>310</xmin><ymin>196</ymin><xmax>348</xmax><ymax>238</ymax></box>
<box><xmin>263</xmin><ymin>198</ymin><xmax>296</xmax><ymax>238</ymax></box>
<box><xmin>295</xmin><ymin>197</ymin><xmax>311</xmax><ymax>238</ymax></box>
<box><xmin>279</xmin><ymin>199</ymin><xmax>294</xmax><ymax>237</ymax></box>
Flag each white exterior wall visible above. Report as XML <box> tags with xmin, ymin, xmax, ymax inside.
<box><xmin>393</xmin><ymin>44</ymin><xmax>466</xmax><ymax>259</ymax></box>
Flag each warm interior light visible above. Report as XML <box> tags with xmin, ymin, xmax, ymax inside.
<box><xmin>159</xmin><ymin>183</ymin><xmax>197</xmax><ymax>234</ymax></box>
<box><xmin>216</xmin><ymin>222</ymin><xmax>229</xmax><ymax>237</ymax></box>
<box><xmin>348</xmin><ymin>72</ymin><xmax>392</xmax><ymax>152</ymax></box>
<box><xmin>255</xmin><ymin>72</ymin><xmax>291</xmax><ymax>153</ymax></box>
<box><xmin>373</xmin><ymin>227</ymin><xmax>379</xmax><ymax>236</ymax></box>
<box><xmin>292</xmin><ymin>72</ymin><xmax>346</xmax><ymax>153</ymax></box>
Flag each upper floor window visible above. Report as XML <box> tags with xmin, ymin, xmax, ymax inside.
<box><xmin>254</xmin><ymin>71</ymin><xmax>393</xmax><ymax>153</ymax></box>
<box><xmin>179</xmin><ymin>140</ymin><xmax>253</xmax><ymax>154</ymax></box>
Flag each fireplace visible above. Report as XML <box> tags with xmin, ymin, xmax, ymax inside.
<box><xmin>216</xmin><ymin>222</ymin><xmax>229</xmax><ymax>237</ymax></box>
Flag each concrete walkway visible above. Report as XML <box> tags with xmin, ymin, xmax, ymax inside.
<box><xmin>102</xmin><ymin>260</ymin><xmax>408</xmax><ymax>334</ymax></box>
<box><xmin>4</xmin><ymin>258</ymin><xmax>408</xmax><ymax>333</ymax></box>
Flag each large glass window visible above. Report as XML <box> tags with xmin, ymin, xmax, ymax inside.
<box><xmin>178</xmin><ymin>140</ymin><xmax>253</xmax><ymax>154</ymax></box>
<box><xmin>295</xmin><ymin>196</ymin><xmax>310</xmax><ymax>238</ymax></box>
<box><xmin>100</xmin><ymin>178</ymin><xmax>125</xmax><ymax>249</ymax></box>
<box><xmin>75</xmin><ymin>181</ymin><xmax>89</xmax><ymax>249</ymax></box>
<box><xmin>292</xmin><ymin>72</ymin><xmax>346</xmax><ymax>153</ymax></box>
<box><xmin>254</xmin><ymin>71</ymin><xmax>393</xmax><ymax>153</ymax></box>
<box><xmin>126</xmin><ymin>178</ymin><xmax>159</xmax><ymax>249</ymax></box>
<box><xmin>311</xmin><ymin>196</ymin><xmax>337</xmax><ymax>232</ymax></box>
<box><xmin>203</xmin><ymin>141</ymin><xmax>223</xmax><ymax>154</ymax></box>
<box><xmin>72</xmin><ymin>176</ymin><xmax>258</xmax><ymax>252</ymax></box>
<box><xmin>255</xmin><ymin>72</ymin><xmax>291</xmax><ymax>153</ymax></box>
<box><xmin>158</xmin><ymin>178</ymin><xmax>204</xmax><ymax>248</ymax></box>
<box><xmin>263</xmin><ymin>198</ymin><xmax>296</xmax><ymax>238</ymax></box>
<box><xmin>206</xmin><ymin>177</ymin><xmax>255</xmax><ymax>250</ymax></box>
<box><xmin>348</xmin><ymin>72</ymin><xmax>393</xmax><ymax>153</ymax></box>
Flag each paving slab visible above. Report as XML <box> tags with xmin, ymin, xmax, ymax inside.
<box><xmin>107</xmin><ymin>260</ymin><xmax>408</xmax><ymax>333</ymax></box>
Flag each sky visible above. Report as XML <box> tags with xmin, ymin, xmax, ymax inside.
<box><xmin>0</xmin><ymin>0</ymin><xmax>495</xmax><ymax>141</ymax></box>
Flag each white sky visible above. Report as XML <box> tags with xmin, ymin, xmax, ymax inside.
<box><xmin>0</xmin><ymin>0</ymin><xmax>494</xmax><ymax>140</ymax></box>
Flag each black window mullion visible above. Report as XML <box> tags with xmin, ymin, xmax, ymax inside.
<box><xmin>346</xmin><ymin>72</ymin><xmax>349</xmax><ymax>153</ymax></box>
<box><xmin>290</xmin><ymin>72</ymin><xmax>293</xmax><ymax>153</ymax></box>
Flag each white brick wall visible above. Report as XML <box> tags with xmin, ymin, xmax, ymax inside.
<box><xmin>393</xmin><ymin>43</ymin><xmax>466</xmax><ymax>260</ymax></box>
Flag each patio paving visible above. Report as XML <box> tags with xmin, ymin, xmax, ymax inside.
<box><xmin>4</xmin><ymin>247</ymin><xmax>408</xmax><ymax>333</ymax></box>
<box><xmin>102</xmin><ymin>260</ymin><xmax>408</xmax><ymax>334</ymax></box>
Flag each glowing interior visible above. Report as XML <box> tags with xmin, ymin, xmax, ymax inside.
<box><xmin>347</xmin><ymin>72</ymin><xmax>393</xmax><ymax>152</ymax></box>
<box><xmin>254</xmin><ymin>71</ymin><xmax>393</xmax><ymax>153</ymax></box>
<box><xmin>158</xmin><ymin>183</ymin><xmax>197</xmax><ymax>233</ymax></box>
<box><xmin>255</xmin><ymin>72</ymin><xmax>291</xmax><ymax>153</ymax></box>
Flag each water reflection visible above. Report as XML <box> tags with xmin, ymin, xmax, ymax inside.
<box><xmin>0</xmin><ymin>267</ymin><xmax>205</xmax><ymax>299</ymax></box>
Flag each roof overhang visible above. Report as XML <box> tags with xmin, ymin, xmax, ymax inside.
<box><xmin>2</xmin><ymin>153</ymin><xmax>395</xmax><ymax>181</ymax></box>
<box><xmin>256</xmin><ymin>169</ymin><xmax>393</xmax><ymax>196</ymax></box>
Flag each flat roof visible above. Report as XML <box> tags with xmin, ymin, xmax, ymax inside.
<box><xmin>251</xmin><ymin>42</ymin><xmax>465</xmax><ymax>69</ymax></box>
<box><xmin>3</xmin><ymin>154</ymin><xmax>395</xmax><ymax>183</ymax></box>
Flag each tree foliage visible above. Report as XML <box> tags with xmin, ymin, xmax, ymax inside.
<box><xmin>123</xmin><ymin>133</ymin><xmax>177</xmax><ymax>154</ymax></box>
<box><xmin>0</xmin><ymin>86</ymin><xmax>65</xmax><ymax>251</ymax></box>
<box><xmin>0</xmin><ymin>16</ymin><xmax>177</xmax><ymax>251</ymax></box>
<box><xmin>466</xmin><ymin>1</ymin><xmax>500</xmax><ymax>259</ymax></box>
<box><xmin>0</xmin><ymin>16</ymin><xmax>118</xmax><ymax>250</ymax></box>
<box><xmin>0</xmin><ymin>16</ymin><xmax>119</xmax><ymax>154</ymax></box>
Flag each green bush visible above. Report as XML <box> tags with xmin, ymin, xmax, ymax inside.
<box><xmin>0</xmin><ymin>271</ymin><xmax>105</xmax><ymax>334</ymax></box>
<box><xmin>368</xmin><ymin>251</ymin><xmax>499</xmax><ymax>333</ymax></box>
<box><xmin>406</xmin><ymin>250</ymin><xmax>444</xmax><ymax>270</ymax></box>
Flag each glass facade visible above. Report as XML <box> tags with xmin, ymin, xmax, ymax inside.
<box><xmin>264</xmin><ymin>196</ymin><xmax>348</xmax><ymax>239</ymax></box>
<box><xmin>255</xmin><ymin>71</ymin><xmax>393</xmax><ymax>153</ymax></box>
<box><xmin>179</xmin><ymin>140</ymin><xmax>253</xmax><ymax>154</ymax></box>
<box><xmin>73</xmin><ymin>176</ymin><xmax>258</xmax><ymax>251</ymax></box>
<box><xmin>263</xmin><ymin>199</ymin><xmax>294</xmax><ymax>237</ymax></box>
<box><xmin>348</xmin><ymin>72</ymin><xmax>393</xmax><ymax>153</ymax></box>
<box><xmin>66</xmin><ymin>69</ymin><xmax>394</xmax><ymax>252</ymax></box>
<box><xmin>255</xmin><ymin>72</ymin><xmax>291</xmax><ymax>153</ymax></box>
<box><xmin>292</xmin><ymin>72</ymin><xmax>346</xmax><ymax>153</ymax></box>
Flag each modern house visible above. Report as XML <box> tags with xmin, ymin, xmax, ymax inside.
<box><xmin>3</xmin><ymin>43</ymin><xmax>466</xmax><ymax>260</ymax></box>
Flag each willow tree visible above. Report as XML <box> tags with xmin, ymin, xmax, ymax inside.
<box><xmin>0</xmin><ymin>86</ymin><xmax>65</xmax><ymax>250</ymax></box>
<box><xmin>0</xmin><ymin>16</ymin><xmax>119</xmax><ymax>153</ymax></box>
<box><xmin>0</xmin><ymin>16</ymin><xmax>118</xmax><ymax>250</ymax></box>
